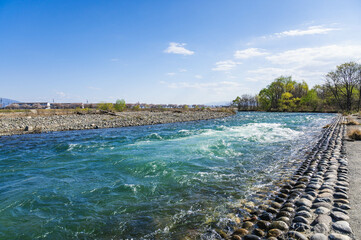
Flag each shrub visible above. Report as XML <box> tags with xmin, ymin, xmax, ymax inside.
<box><xmin>345</xmin><ymin>118</ymin><xmax>359</xmax><ymax>125</ymax></box>
<box><xmin>183</xmin><ymin>105</ymin><xmax>189</xmax><ymax>110</ymax></box>
<box><xmin>114</xmin><ymin>99</ymin><xmax>126</xmax><ymax>112</ymax></box>
<box><xmin>97</xmin><ymin>102</ymin><xmax>114</xmax><ymax>111</ymax></box>
<box><xmin>133</xmin><ymin>105</ymin><xmax>140</xmax><ymax>111</ymax></box>
<box><xmin>348</xmin><ymin>129</ymin><xmax>361</xmax><ymax>140</ymax></box>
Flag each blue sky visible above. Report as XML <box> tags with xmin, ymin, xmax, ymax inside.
<box><xmin>1</xmin><ymin>0</ymin><xmax>361</xmax><ymax>104</ymax></box>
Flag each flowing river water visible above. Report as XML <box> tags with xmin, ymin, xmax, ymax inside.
<box><xmin>0</xmin><ymin>112</ymin><xmax>336</xmax><ymax>239</ymax></box>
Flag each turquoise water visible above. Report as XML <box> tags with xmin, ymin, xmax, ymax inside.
<box><xmin>0</xmin><ymin>112</ymin><xmax>335</xmax><ymax>239</ymax></box>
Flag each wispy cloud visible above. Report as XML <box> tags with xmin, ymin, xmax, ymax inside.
<box><xmin>164</xmin><ymin>42</ymin><xmax>194</xmax><ymax>55</ymax></box>
<box><xmin>166</xmin><ymin>72</ymin><xmax>176</xmax><ymax>76</ymax></box>
<box><xmin>234</xmin><ymin>48</ymin><xmax>268</xmax><ymax>59</ymax></box>
<box><xmin>212</xmin><ymin>60</ymin><xmax>241</xmax><ymax>71</ymax></box>
<box><xmin>266</xmin><ymin>44</ymin><xmax>361</xmax><ymax>66</ymax></box>
<box><xmin>179</xmin><ymin>68</ymin><xmax>187</xmax><ymax>72</ymax></box>
<box><xmin>274</xmin><ymin>25</ymin><xmax>339</xmax><ymax>37</ymax></box>
<box><xmin>195</xmin><ymin>74</ymin><xmax>203</xmax><ymax>79</ymax></box>
<box><xmin>245</xmin><ymin>44</ymin><xmax>361</xmax><ymax>85</ymax></box>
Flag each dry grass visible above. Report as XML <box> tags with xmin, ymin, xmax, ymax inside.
<box><xmin>344</xmin><ymin>117</ymin><xmax>359</xmax><ymax>125</ymax></box>
<box><xmin>348</xmin><ymin>129</ymin><xmax>361</xmax><ymax>140</ymax></box>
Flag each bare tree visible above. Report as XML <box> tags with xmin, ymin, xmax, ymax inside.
<box><xmin>326</xmin><ymin>62</ymin><xmax>360</xmax><ymax>112</ymax></box>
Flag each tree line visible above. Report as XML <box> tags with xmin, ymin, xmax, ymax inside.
<box><xmin>232</xmin><ymin>62</ymin><xmax>361</xmax><ymax>113</ymax></box>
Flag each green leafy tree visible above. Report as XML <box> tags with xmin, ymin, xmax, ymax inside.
<box><xmin>114</xmin><ymin>99</ymin><xmax>126</xmax><ymax>112</ymax></box>
<box><xmin>300</xmin><ymin>89</ymin><xmax>319</xmax><ymax>111</ymax></box>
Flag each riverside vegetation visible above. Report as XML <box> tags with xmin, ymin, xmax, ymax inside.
<box><xmin>232</xmin><ymin>62</ymin><xmax>361</xmax><ymax>113</ymax></box>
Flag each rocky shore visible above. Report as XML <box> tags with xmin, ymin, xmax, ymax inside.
<box><xmin>0</xmin><ymin>110</ymin><xmax>235</xmax><ymax>136</ymax></box>
<box><xmin>215</xmin><ymin>115</ymin><xmax>354</xmax><ymax>240</ymax></box>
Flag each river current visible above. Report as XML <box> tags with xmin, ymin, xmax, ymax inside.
<box><xmin>0</xmin><ymin>112</ymin><xmax>335</xmax><ymax>239</ymax></box>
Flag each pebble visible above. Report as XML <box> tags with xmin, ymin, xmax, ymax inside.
<box><xmin>233</xmin><ymin>228</ymin><xmax>248</xmax><ymax>236</ymax></box>
<box><xmin>267</xmin><ymin>237</ymin><xmax>277</xmax><ymax>240</ymax></box>
<box><xmin>295</xmin><ymin>210</ymin><xmax>312</xmax><ymax>218</ymax></box>
<box><xmin>331</xmin><ymin>211</ymin><xmax>350</xmax><ymax>221</ymax></box>
<box><xmin>270</xmin><ymin>201</ymin><xmax>282</xmax><ymax>209</ymax></box>
<box><xmin>287</xmin><ymin>231</ymin><xmax>308</xmax><ymax>240</ymax></box>
<box><xmin>315</xmin><ymin>207</ymin><xmax>330</xmax><ymax>215</ymax></box>
<box><xmin>267</xmin><ymin>229</ymin><xmax>283</xmax><ymax>237</ymax></box>
<box><xmin>313</xmin><ymin>223</ymin><xmax>330</xmax><ymax>234</ymax></box>
<box><xmin>231</xmin><ymin>235</ymin><xmax>242</xmax><ymax>240</ymax></box>
<box><xmin>293</xmin><ymin>216</ymin><xmax>310</xmax><ymax>224</ymax></box>
<box><xmin>256</xmin><ymin>220</ymin><xmax>270</xmax><ymax>230</ymax></box>
<box><xmin>277</xmin><ymin>211</ymin><xmax>292</xmax><ymax>218</ymax></box>
<box><xmin>266</xmin><ymin>207</ymin><xmax>278</xmax><ymax>214</ymax></box>
<box><xmin>329</xmin><ymin>233</ymin><xmax>352</xmax><ymax>240</ymax></box>
<box><xmin>314</xmin><ymin>214</ymin><xmax>332</xmax><ymax>225</ymax></box>
<box><xmin>269</xmin><ymin>221</ymin><xmax>289</xmax><ymax>231</ymax></box>
<box><xmin>334</xmin><ymin>203</ymin><xmax>351</xmax><ymax>210</ymax></box>
<box><xmin>291</xmin><ymin>222</ymin><xmax>310</xmax><ymax>232</ymax></box>
<box><xmin>242</xmin><ymin>221</ymin><xmax>254</xmax><ymax>229</ymax></box>
<box><xmin>310</xmin><ymin>233</ymin><xmax>328</xmax><ymax>240</ymax></box>
<box><xmin>295</xmin><ymin>198</ymin><xmax>312</xmax><ymax>208</ymax></box>
<box><xmin>252</xmin><ymin>228</ymin><xmax>264</xmax><ymax>237</ymax></box>
<box><xmin>334</xmin><ymin>192</ymin><xmax>348</xmax><ymax>199</ymax></box>
<box><xmin>312</xmin><ymin>202</ymin><xmax>332</xmax><ymax>209</ymax></box>
<box><xmin>297</xmin><ymin>206</ymin><xmax>311</xmax><ymax>212</ymax></box>
<box><xmin>332</xmin><ymin>221</ymin><xmax>352</xmax><ymax>234</ymax></box>
<box><xmin>259</xmin><ymin>212</ymin><xmax>273</xmax><ymax>221</ymax></box>
<box><xmin>243</xmin><ymin>234</ymin><xmax>261</xmax><ymax>240</ymax></box>
<box><xmin>276</xmin><ymin>216</ymin><xmax>290</xmax><ymax>225</ymax></box>
<box><xmin>314</xmin><ymin>197</ymin><xmax>332</xmax><ymax>203</ymax></box>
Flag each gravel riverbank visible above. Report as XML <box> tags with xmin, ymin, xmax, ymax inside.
<box><xmin>213</xmin><ymin>115</ymin><xmax>355</xmax><ymax>240</ymax></box>
<box><xmin>0</xmin><ymin>110</ymin><xmax>234</xmax><ymax>136</ymax></box>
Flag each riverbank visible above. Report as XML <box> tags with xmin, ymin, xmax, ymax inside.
<box><xmin>344</xmin><ymin>115</ymin><xmax>361</xmax><ymax>240</ymax></box>
<box><xmin>215</xmin><ymin>115</ymin><xmax>355</xmax><ymax>240</ymax></box>
<box><xmin>0</xmin><ymin>109</ymin><xmax>235</xmax><ymax>136</ymax></box>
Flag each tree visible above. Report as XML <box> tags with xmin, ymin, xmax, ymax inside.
<box><xmin>97</xmin><ymin>102</ymin><xmax>114</xmax><ymax>111</ymax></box>
<box><xmin>326</xmin><ymin>62</ymin><xmax>360</xmax><ymax>112</ymax></box>
<box><xmin>300</xmin><ymin>89</ymin><xmax>319</xmax><ymax>111</ymax></box>
<box><xmin>114</xmin><ymin>99</ymin><xmax>126</xmax><ymax>112</ymax></box>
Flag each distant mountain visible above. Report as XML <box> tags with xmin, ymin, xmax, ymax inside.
<box><xmin>0</xmin><ymin>98</ymin><xmax>19</xmax><ymax>108</ymax></box>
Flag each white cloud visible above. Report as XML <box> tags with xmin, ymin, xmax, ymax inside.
<box><xmin>166</xmin><ymin>72</ymin><xmax>176</xmax><ymax>76</ymax></box>
<box><xmin>275</xmin><ymin>25</ymin><xmax>339</xmax><ymax>37</ymax></box>
<box><xmin>266</xmin><ymin>44</ymin><xmax>361</xmax><ymax>66</ymax></box>
<box><xmin>212</xmin><ymin>60</ymin><xmax>241</xmax><ymax>71</ymax></box>
<box><xmin>110</xmin><ymin>58</ymin><xmax>119</xmax><ymax>62</ymax></box>
<box><xmin>195</xmin><ymin>74</ymin><xmax>203</xmax><ymax>79</ymax></box>
<box><xmin>179</xmin><ymin>69</ymin><xmax>187</xmax><ymax>72</ymax></box>
<box><xmin>245</xmin><ymin>44</ymin><xmax>361</xmax><ymax>85</ymax></box>
<box><xmin>234</xmin><ymin>48</ymin><xmax>268</xmax><ymax>59</ymax></box>
<box><xmin>164</xmin><ymin>42</ymin><xmax>194</xmax><ymax>55</ymax></box>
